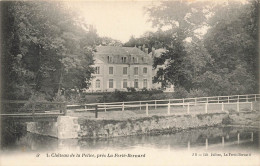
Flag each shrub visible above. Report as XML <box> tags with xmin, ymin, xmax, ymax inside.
<box><xmin>20</xmin><ymin>92</ymin><xmax>49</xmax><ymax>111</ymax></box>
<box><xmin>114</xmin><ymin>90</ymin><xmax>128</xmax><ymax>102</ymax></box>
<box><xmin>127</xmin><ymin>87</ymin><xmax>136</xmax><ymax>92</ymax></box>
<box><xmin>188</xmin><ymin>89</ymin><xmax>208</xmax><ymax>98</ymax></box>
<box><xmin>171</xmin><ymin>86</ymin><xmax>188</xmax><ymax>98</ymax></box>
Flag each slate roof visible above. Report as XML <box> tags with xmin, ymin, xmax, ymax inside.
<box><xmin>95</xmin><ymin>46</ymin><xmax>147</xmax><ymax>56</ymax></box>
<box><xmin>94</xmin><ymin>46</ymin><xmax>152</xmax><ymax>64</ymax></box>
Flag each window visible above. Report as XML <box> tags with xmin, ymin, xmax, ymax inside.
<box><xmin>143</xmin><ymin>79</ymin><xmax>147</xmax><ymax>88</ymax></box>
<box><xmin>134</xmin><ymin>79</ymin><xmax>138</xmax><ymax>88</ymax></box>
<box><xmin>132</xmin><ymin>57</ymin><xmax>135</xmax><ymax>63</ymax></box>
<box><xmin>136</xmin><ymin>58</ymin><xmax>138</xmax><ymax>63</ymax></box>
<box><xmin>123</xmin><ymin>67</ymin><xmax>127</xmax><ymax>75</ymax></box>
<box><xmin>123</xmin><ymin>79</ymin><xmax>127</xmax><ymax>88</ymax></box>
<box><xmin>122</xmin><ymin>57</ymin><xmax>127</xmax><ymax>63</ymax></box>
<box><xmin>95</xmin><ymin>79</ymin><xmax>100</xmax><ymax>88</ymax></box>
<box><xmin>143</xmin><ymin>67</ymin><xmax>147</xmax><ymax>74</ymax></box>
<box><xmin>95</xmin><ymin>66</ymin><xmax>100</xmax><ymax>74</ymax></box>
<box><xmin>134</xmin><ymin>67</ymin><xmax>138</xmax><ymax>75</ymax></box>
<box><xmin>109</xmin><ymin>67</ymin><xmax>113</xmax><ymax>75</ymax></box>
<box><xmin>109</xmin><ymin>79</ymin><xmax>113</xmax><ymax>88</ymax></box>
<box><xmin>108</xmin><ymin>56</ymin><xmax>113</xmax><ymax>63</ymax></box>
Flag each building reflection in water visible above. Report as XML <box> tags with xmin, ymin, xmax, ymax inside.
<box><xmin>4</xmin><ymin>127</ymin><xmax>259</xmax><ymax>153</ymax></box>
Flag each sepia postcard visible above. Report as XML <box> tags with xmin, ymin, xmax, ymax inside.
<box><xmin>0</xmin><ymin>0</ymin><xmax>259</xmax><ymax>165</ymax></box>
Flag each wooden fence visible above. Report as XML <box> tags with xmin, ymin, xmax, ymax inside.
<box><xmin>67</xmin><ymin>94</ymin><xmax>260</xmax><ymax>117</ymax></box>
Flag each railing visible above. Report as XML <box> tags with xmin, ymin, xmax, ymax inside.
<box><xmin>0</xmin><ymin>100</ymin><xmax>67</xmax><ymax>118</ymax></box>
<box><xmin>67</xmin><ymin>94</ymin><xmax>260</xmax><ymax>118</ymax></box>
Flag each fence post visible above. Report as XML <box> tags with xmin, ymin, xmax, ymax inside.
<box><xmin>206</xmin><ymin>97</ymin><xmax>209</xmax><ymax>103</ymax></box>
<box><xmin>140</xmin><ymin>101</ymin><xmax>142</xmax><ymax>110</ymax></box>
<box><xmin>155</xmin><ymin>100</ymin><xmax>157</xmax><ymax>109</ymax></box>
<box><xmin>32</xmin><ymin>103</ymin><xmax>35</xmax><ymax>118</ymax></box>
<box><xmin>238</xmin><ymin>95</ymin><xmax>240</xmax><ymax>102</ymax></box>
<box><xmin>251</xmin><ymin>102</ymin><xmax>253</xmax><ymax>111</ymax></box>
<box><xmin>222</xmin><ymin>136</ymin><xmax>225</xmax><ymax>147</ymax></box>
<box><xmin>246</xmin><ymin>95</ymin><xmax>248</xmax><ymax>102</ymax></box>
<box><xmin>62</xmin><ymin>102</ymin><xmax>67</xmax><ymax>115</ymax></box>
<box><xmin>237</xmin><ymin>133</ymin><xmax>240</xmax><ymax>144</ymax></box>
<box><xmin>205</xmin><ymin>138</ymin><xmax>208</xmax><ymax>150</ymax></box>
<box><xmin>255</xmin><ymin>94</ymin><xmax>257</xmax><ymax>101</ymax></box>
<box><xmin>104</xmin><ymin>104</ymin><xmax>106</xmax><ymax>112</ymax></box>
<box><xmin>237</xmin><ymin>101</ymin><xmax>239</xmax><ymax>112</ymax></box>
<box><xmin>187</xmin><ymin>103</ymin><xmax>190</xmax><ymax>114</ymax></box>
<box><xmin>205</xmin><ymin>103</ymin><xmax>208</xmax><ymax>113</ymax></box>
<box><xmin>168</xmin><ymin>102</ymin><xmax>170</xmax><ymax>115</ymax></box>
<box><xmin>228</xmin><ymin>96</ymin><xmax>230</xmax><ymax>103</ymax></box>
<box><xmin>122</xmin><ymin>102</ymin><xmax>124</xmax><ymax>111</ymax></box>
<box><xmin>95</xmin><ymin>105</ymin><xmax>98</xmax><ymax>118</ymax></box>
<box><xmin>218</xmin><ymin>97</ymin><xmax>220</xmax><ymax>103</ymax></box>
<box><xmin>222</xmin><ymin>102</ymin><xmax>224</xmax><ymax>112</ymax></box>
<box><xmin>183</xmin><ymin>98</ymin><xmax>185</xmax><ymax>108</ymax></box>
<box><xmin>187</xmin><ymin>141</ymin><xmax>190</xmax><ymax>150</ymax></box>
<box><xmin>146</xmin><ymin>103</ymin><xmax>149</xmax><ymax>116</ymax></box>
<box><xmin>251</xmin><ymin>132</ymin><xmax>254</xmax><ymax>142</ymax></box>
<box><xmin>195</xmin><ymin>98</ymin><xmax>197</xmax><ymax>106</ymax></box>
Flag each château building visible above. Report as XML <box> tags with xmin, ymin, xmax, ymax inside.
<box><xmin>86</xmin><ymin>46</ymin><xmax>153</xmax><ymax>92</ymax></box>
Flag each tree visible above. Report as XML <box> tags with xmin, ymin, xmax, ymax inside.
<box><xmin>1</xmin><ymin>1</ymin><xmax>97</xmax><ymax>100</ymax></box>
<box><xmin>143</xmin><ymin>1</ymin><xmax>212</xmax><ymax>90</ymax></box>
<box><xmin>203</xmin><ymin>0</ymin><xmax>259</xmax><ymax>95</ymax></box>
<box><xmin>139</xmin><ymin>0</ymin><xmax>258</xmax><ymax>96</ymax></box>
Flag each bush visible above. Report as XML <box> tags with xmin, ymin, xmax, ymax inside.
<box><xmin>20</xmin><ymin>92</ymin><xmax>49</xmax><ymax>111</ymax></box>
<box><xmin>171</xmin><ymin>86</ymin><xmax>188</xmax><ymax>98</ymax></box>
<box><xmin>127</xmin><ymin>87</ymin><xmax>136</xmax><ymax>92</ymax></box>
<box><xmin>52</xmin><ymin>93</ymin><xmax>66</xmax><ymax>102</ymax></box>
<box><xmin>188</xmin><ymin>89</ymin><xmax>208</xmax><ymax>98</ymax></box>
<box><xmin>114</xmin><ymin>90</ymin><xmax>128</xmax><ymax>102</ymax></box>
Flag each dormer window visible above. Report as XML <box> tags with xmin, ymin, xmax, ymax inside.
<box><xmin>108</xmin><ymin>56</ymin><xmax>113</xmax><ymax>63</ymax></box>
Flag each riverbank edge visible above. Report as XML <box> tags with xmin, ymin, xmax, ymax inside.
<box><xmin>26</xmin><ymin>111</ymin><xmax>259</xmax><ymax>139</ymax></box>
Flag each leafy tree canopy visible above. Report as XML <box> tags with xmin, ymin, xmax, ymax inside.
<box><xmin>1</xmin><ymin>1</ymin><xmax>98</xmax><ymax>100</ymax></box>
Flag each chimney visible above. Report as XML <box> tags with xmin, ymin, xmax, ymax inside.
<box><xmin>145</xmin><ymin>48</ymin><xmax>148</xmax><ymax>54</ymax></box>
<box><xmin>142</xmin><ymin>44</ymin><xmax>145</xmax><ymax>51</ymax></box>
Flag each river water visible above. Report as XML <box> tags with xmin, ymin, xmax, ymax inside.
<box><xmin>1</xmin><ymin>126</ymin><xmax>259</xmax><ymax>153</ymax></box>
<box><xmin>1</xmin><ymin>125</ymin><xmax>259</xmax><ymax>166</ymax></box>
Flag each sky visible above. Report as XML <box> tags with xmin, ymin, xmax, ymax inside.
<box><xmin>67</xmin><ymin>0</ymin><xmax>247</xmax><ymax>43</ymax></box>
<box><xmin>68</xmin><ymin>1</ymin><xmax>157</xmax><ymax>43</ymax></box>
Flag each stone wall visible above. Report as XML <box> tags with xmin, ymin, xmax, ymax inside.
<box><xmin>27</xmin><ymin>116</ymin><xmax>80</xmax><ymax>139</ymax></box>
<box><xmin>26</xmin><ymin>111</ymin><xmax>259</xmax><ymax>139</ymax></box>
<box><xmin>77</xmin><ymin>113</ymin><xmax>228</xmax><ymax>138</ymax></box>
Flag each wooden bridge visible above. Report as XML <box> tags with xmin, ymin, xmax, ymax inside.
<box><xmin>0</xmin><ymin>100</ymin><xmax>67</xmax><ymax>121</ymax></box>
